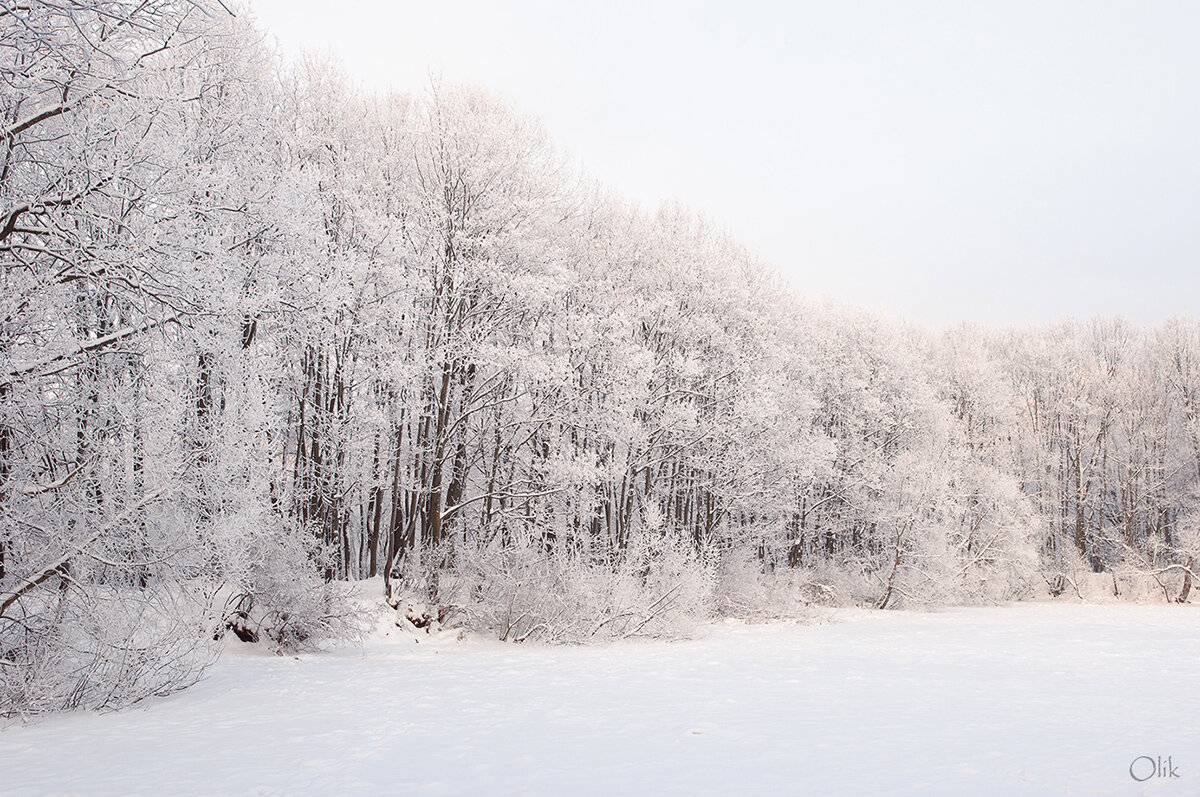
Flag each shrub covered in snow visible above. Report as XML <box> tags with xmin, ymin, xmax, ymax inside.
<box><xmin>435</xmin><ymin>533</ymin><xmax>714</xmax><ymax>643</ymax></box>
<box><xmin>0</xmin><ymin>585</ymin><xmax>219</xmax><ymax>717</ymax></box>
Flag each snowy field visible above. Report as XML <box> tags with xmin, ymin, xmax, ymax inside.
<box><xmin>2</xmin><ymin>603</ymin><xmax>1197</xmax><ymax>796</ymax></box>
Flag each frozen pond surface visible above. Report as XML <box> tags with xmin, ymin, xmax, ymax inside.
<box><xmin>2</xmin><ymin>603</ymin><xmax>1198</xmax><ymax>795</ymax></box>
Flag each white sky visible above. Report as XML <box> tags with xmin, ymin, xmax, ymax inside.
<box><xmin>245</xmin><ymin>0</ymin><xmax>1200</xmax><ymax>328</ymax></box>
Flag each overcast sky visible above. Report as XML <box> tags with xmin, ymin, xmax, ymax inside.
<box><xmin>247</xmin><ymin>0</ymin><xmax>1199</xmax><ymax>328</ymax></box>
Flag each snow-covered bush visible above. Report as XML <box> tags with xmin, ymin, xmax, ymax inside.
<box><xmin>211</xmin><ymin>516</ymin><xmax>364</xmax><ymax>652</ymax></box>
<box><xmin>438</xmin><ymin>532</ymin><xmax>714</xmax><ymax>643</ymax></box>
<box><xmin>0</xmin><ymin>585</ymin><xmax>219</xmax><ymax>717</ymax></box>
<box><xmin>713</xmin><ymin>547</ymin><xmax>820</xmax><ymax>620</ymax></box>
<box><xmin>241</xmin><ymin>565</ymin><xmax>363</xmax><ymax>653</ymax></box>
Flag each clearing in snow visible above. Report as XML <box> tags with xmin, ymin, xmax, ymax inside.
<box><xmin>1</xmin><ymin>603</ymin><xmax>1197</xmax><ymax>795</ymax></box>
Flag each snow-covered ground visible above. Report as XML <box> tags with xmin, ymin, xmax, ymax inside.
<box><xmin>2</xmin><ymin>603</ymin><xmax>1197</xmax><ymax>796</ymax></box>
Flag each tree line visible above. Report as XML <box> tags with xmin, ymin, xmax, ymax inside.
<box><xmin>2</xmin><ymin>1</ymin><xmax>1197</xmax><ymax>714</ymax></box>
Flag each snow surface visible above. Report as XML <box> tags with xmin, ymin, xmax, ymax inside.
<box><xmin>2</xmin><ymin>603</ymin><xmax>1198</xmax><ymax>796</ymax></box>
